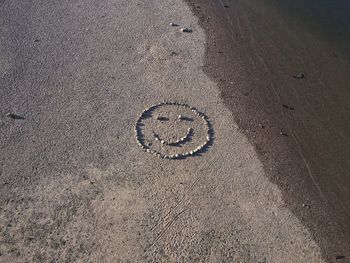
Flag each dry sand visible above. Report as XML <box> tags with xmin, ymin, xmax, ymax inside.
<box><xmin>1</xmin><ymin>0</ymin><xmax>325</xmax><ymax>262</ymax></box>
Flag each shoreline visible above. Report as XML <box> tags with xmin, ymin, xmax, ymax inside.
<box><xmin>185</xmin><ymin>0</ymin><xmax>350</xmax><ymax>261</ymax></box>
<box><xmin>0</xmin><ymin>0</ymin><xmax>342</xmax><ymax>261</ymax></box>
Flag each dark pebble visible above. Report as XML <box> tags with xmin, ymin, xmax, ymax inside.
<box><xmin>6</xmin><ymin>113</ymin><xmax>25</xmax><ymax>120</ymax></box>
<box><xmin>282</xmin><ymin>104</ymin><xmax>295</xmax><ymax>110</ymax></box>
<box><xmin>336</xmin><ymin>255</ymin><xmax>345</xmax><ymax>260</ymax></box>
<box><xmin>181</xmin><ymin>28</ymin><xmax>193</xmax><ymax>33</ymax></box>
<box><xmin>157</xmin><ymin>116</ymin><xmax>169</xmax><ymax>121</ymax></box>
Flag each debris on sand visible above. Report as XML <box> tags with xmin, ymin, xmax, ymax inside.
<box><xmin>170</xmin><ymin>22</ymin><xmax>179</xmax><ymax>26</ymax></box>
<box><xmin>336</xmin><ymin>255</ymin><xmax>345</xmax><ymax>260</ymax></box>
<box><xmin>293</xmin><ymin>73</ymin><xmax>306</xmax><ymax>79</ymax></box>
<box><xmin>6</xmin><ymin>113</ymin><xmax>25</xmax><ymax>120</ymax></box>
<box><xmin>280</xmin><ymin>132</ymin><xmax>288</xmax><ymax>137</ymax></box>
<box><xmin>170</xmin><ymin>50</ymin><xmax>178</xmax><ymax>56</ymax></box>
<box><xmin>282</xmin><ymin>104</ymin><xmax>295</xmax><ymax>110</ymax></box>
<box><xmin>181</xmin><ymin>27</ymin><xmax>192</xmax><ymax>33</ymax></box>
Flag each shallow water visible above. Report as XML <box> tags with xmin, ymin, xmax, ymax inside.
<box><xmin>190</xmin><ymin>0</ymin><xmax>350</xmax><ymax>257</ymax></box>
<box><xmin>241</xmin><ymin>0</ymin><xmax>350</xmax><ymax>213</ymax></box>
<box><xmin>258</xmin><ymin>0</ymin><xmax>350</xmax><ymax>59</ymax></box>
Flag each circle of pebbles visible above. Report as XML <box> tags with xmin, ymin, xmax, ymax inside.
<box><xmin>135</xmin><ymin>101</ymin><xmax>212</xmax><ymax>159</ymax></box>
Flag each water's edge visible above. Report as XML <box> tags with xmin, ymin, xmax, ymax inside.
<box><xmin>184</xmin><ymin>0</ymin><xmax>350</xmax><ymax>261</ymax></box>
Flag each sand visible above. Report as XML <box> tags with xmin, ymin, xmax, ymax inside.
<box><xmin>0</xmin><ymin>0</ymin><xmax>325</xmax><ymax>262</ymax></box>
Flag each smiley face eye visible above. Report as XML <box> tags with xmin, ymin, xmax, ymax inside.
<box><xmin>157</xmin><ymin>116</ymin><xmax>169</xmax><ymax>121</ymax></box>
<box><xmin>178</xmin><ymin>115</ymin><xmax>193</xmax><ymax>121</ymax></box>
<box><xmin>157</xmin><ymin>115</ymin><xmax>193</xmax><ymax>122</ymax></box>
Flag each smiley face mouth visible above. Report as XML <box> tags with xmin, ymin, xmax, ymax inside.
<box><xmin>153</xmin><ymin>128</ymin><xmax>193</xmax><ymax>146</ymax></box>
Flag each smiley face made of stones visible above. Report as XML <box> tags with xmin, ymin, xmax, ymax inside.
<box><xmin>135</xmin><ymin>102</ymin><xmax>212</xmax><ymax>159</ymax></box>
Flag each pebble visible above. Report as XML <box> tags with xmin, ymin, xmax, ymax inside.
<box><xmin>6</xmin><ymin>113</ymin><xmax>24</xmax><ymax>120</ymax></box>
<box><xmin>293</xmin><ymin>73</ymin><xmax>305</xmax><ymax>79</ymax></box>
<box><xmin>336</xmin><ymin>256</ymin><xmax>345</xmax><ymax>260</ymax></box>
<box><xmin>302</xmin><ymin>203</ymin><xmax>311</xmax><ymax>208</ymax></box>
<box><xmin>170</xmin><ymin>22</ymin><xmax>179</xmax><ymax>26</ymax></box>
<box><xmin>282</xmin><ymin>104</ymin><xmax>295</xmax><ymax>110</ymax></box>
<box><xmin>181</xmin><ymin>28</ymin><xmax>192</xmax><ymax>33</ymax></box>
<box><xmin>157</xmin><ymin>116</ymin><xmax>168</xmax><ymax>121</ymax></box>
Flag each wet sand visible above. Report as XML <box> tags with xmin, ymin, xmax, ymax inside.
<box><xmin>185</xmin><ymin>0</ymin><xmax>350</xmax><ymax>261</ymax></box>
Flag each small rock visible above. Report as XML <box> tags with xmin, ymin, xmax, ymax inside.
<box><xmin>280</xmin><ymin>132</ymin><xmax>288</xmax><ymax>137</ymax></box>
<box><xmin>336</xmin><ymin>256</ymin><xmax>345</xmax><ymax>260</ymax></box>
<box><xmin>6</xmin><ymin>113</ymin><xmax>25</xmax><ymax>120</ymax></box>
<box><xmin>157</xmin><ymin>116</ymin><xmax>169</xmax><ymax>121</ymax></box>
<box><xmin>181</xmin><ymin>27</ymin><xmax>192</xmax><ymax>33</ymax></box>
<box><xmin>170</xmin><ymin>22</ymin><xmax>179</xmax><ymax>27</ymax></box>
<box><xmin>282</xmin><ymin>104</ymin><xmax>295</xmax><ymax>110</ymax></box>
<box><xmin>258</xmin><ymin>124</ymin><xmax>265</xmax><ymax>129</ymax></box>
<box><xmin>293</xmin><ymin>73</ymin><xmax>305</xmax><ymax>79</ymax></box>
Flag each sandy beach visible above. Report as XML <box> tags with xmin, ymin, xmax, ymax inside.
<box><xmin>0</xmin><ymin>0</ymin><xmax>337</xmax><ymax>262</ymax></box>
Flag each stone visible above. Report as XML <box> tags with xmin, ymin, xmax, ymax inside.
<box><xmin>181</xmin><ymin>28</ymin><xmax>192</xmax><ymax>33</ymax></box>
